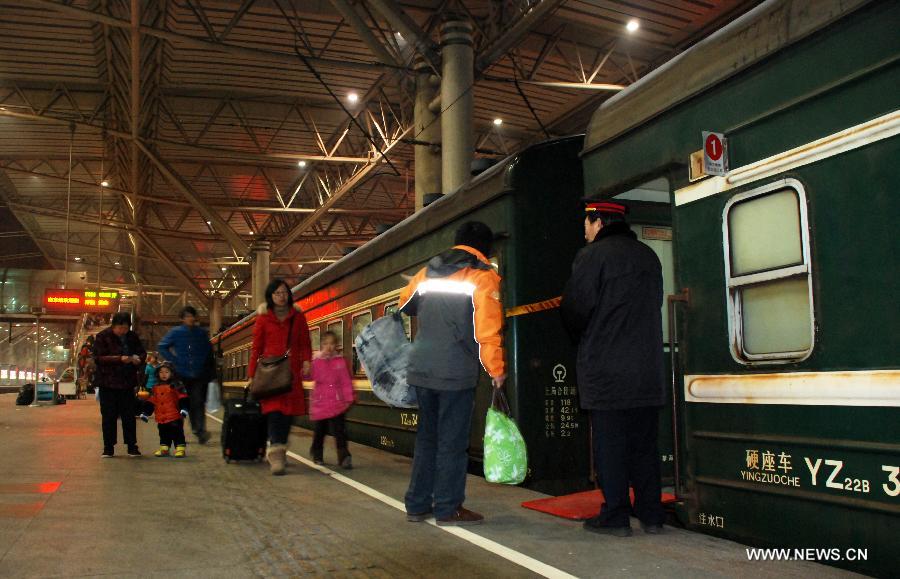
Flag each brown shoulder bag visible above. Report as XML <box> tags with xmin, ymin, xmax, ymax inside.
<box><xmin>249</xmin><ymin>315</ymin><xmax>295</xmax><ymax>400</ymax></box>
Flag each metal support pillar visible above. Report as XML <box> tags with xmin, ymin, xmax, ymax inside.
<box><xmin>440</xmin><ymin>17</ymin><xmax>474</xmax><ymax>195</ymax></box>
<box><xmin>250</xmin><ymin>239</ymin><xmax>271</xmax><ymax>308</ymax></box>
<box><xmin>415</xmin><ymin>57</ymin><xmax>441</xmax><ymax>211</ymax></box>
<box><xmin>29</xmin><ymin>316</ymin><xmax>41</xmax><ymax>406</ymax></box>
<box><xmin>210</xmin><ymin>297</ymin><xmax>223</xmax><ymax>335</ymax></box>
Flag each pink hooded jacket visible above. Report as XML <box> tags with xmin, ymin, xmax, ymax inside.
<box><xmin>309</xmin><ymin>353</ymin><xmax>354</xmax><ymax>421</ymax></box>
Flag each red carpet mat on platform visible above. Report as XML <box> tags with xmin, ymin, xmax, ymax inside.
<box><xmin>521</xmin><ymin>489</ymin><xmax>677</xmax><ymax>521</ymax></box>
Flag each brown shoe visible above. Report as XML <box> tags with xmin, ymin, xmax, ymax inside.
<box><xmin>436</xmin><ymin>506</ymin><xmax>484</xmax><ymax>527</ymax></box>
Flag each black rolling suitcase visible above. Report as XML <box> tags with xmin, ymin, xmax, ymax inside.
<box><xmin>221</xmin><ymin>390</ymin><xmax>267</xmax><ymax>463</ymax></box>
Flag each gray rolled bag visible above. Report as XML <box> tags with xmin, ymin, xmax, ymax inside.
<box><xmin>354</xmin><ymin>314</ymin><xmax>417</xmax><ymax>408</ymax></box>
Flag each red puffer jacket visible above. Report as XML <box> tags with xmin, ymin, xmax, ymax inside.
<box><xmin>249</xmin><ymin>304</ymin><xmax>312</xmax><ymax>416</ymax></box>
<box><xmin>146</xmin><ymin>382</ymin><xmax>189</xmax><ymax>424</ymax></box>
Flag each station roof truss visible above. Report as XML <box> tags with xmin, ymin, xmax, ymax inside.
<box><xmin>0</xmin><ymin>0</ymin><xmax>759</xmax><ymax>310</ymax></box>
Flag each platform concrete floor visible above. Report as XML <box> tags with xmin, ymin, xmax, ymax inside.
<box><xmin>0</xmin><ymin>395</ymin><xmax>862</xmax><ymax>578</ymax></box>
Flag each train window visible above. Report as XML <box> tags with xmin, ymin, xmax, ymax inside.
<box><xmin>351</xmin><ymin>311</ymin><xmax>373</xmax><ymax>375</ymax></box>
<box><xmin>309</xmin><ymin>327</ymin><xmax>321</xmax><ymax>353</ymax></box>
<box><xmin>326</xmin><ymin>320</ymin><xmax>344</xmax><ymax>352</ymax></box>
<box><xmin>383</xmin><ymin>301</ymin><xmax>412</xmax><ymax>340</ymax></box>
<box><xmin>724</xmin><ymin>179</ymin><xmax>814</xmax><ymax>363</ymax></box>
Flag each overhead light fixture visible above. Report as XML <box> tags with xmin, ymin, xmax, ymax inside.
<box><xmin>113</xmin><ymin>261</ymin><xmax>120</xmax><ymax>266</ymax></box>
<box><xmin>206</xmin><ymin>220</ymin><xmax>212</xmax><ymax>225</ymax></box>
<box><xmin>626</xmin><ymin>19</ymin><xmax>639</xmax><ymax>33</ymax></box>
<box><xmin>347</xmin><ymin>92</ymin><xmax>359</xmax><ymax>104</ymax></box>
<box><xmin>249</xmin><ymin>231</ymin><xmax>254</xmax><ymax>235</ymax></box>
<box><xmin>297</xmin><ymin>264</ymin><xmax>304</xmax><ymax>270</ymax></box>
<box><xmin>221</xmin><ymin>267</ymin><xmax>227</xmax><ymax>271</ymax></box>
<box><xmin>74</xmin><ymin>256</ymin><xmax>82</xmax><ymax>262</ymax></box>
<box><xmin>100</xmin><ymin>180</ymin><xmax>109</xmax><ymax>187</ymax></box>
<box><xmin>493</xmin><ymin>118</ymin><xmax>503</xmax><ymax>126</ymax></box>
<box><xmin>298</xmin><ymin>160</ymin><xmax>307</xmax><ymax>168</ymax></box>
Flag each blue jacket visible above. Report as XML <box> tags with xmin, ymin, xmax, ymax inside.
<box><xmin>158</xmin><ymin>325</ymin><xmax>212</xmax><ymax>380</ymax></box>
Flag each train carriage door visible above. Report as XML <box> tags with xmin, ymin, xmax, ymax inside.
<box><xmin>612</xmin><ymin>177</ymin><xmax>677</xmax><ymax>484</ymax></box>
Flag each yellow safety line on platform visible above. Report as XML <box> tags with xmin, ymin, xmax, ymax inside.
<box><xmin>206</xmin><ymin>412</ymin><xmax>577</xmax><ymax>579</ymax></box>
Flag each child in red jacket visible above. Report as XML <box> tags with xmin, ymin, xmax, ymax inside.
<box><xmin>139</xmin><ymin>362</ymin><xmax>190</xmax><ymax>458</ymax></box>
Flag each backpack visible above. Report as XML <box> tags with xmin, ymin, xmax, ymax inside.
<box><xmin>16</xmin><ymin>384</ymin><xmax>34</xmax><ymax>406</ymax></box>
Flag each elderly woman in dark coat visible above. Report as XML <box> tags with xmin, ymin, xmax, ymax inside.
<box><xmin>92</xmin><ymin>312</ymin><xmax>146</xmax><ymax>457</ymax></box>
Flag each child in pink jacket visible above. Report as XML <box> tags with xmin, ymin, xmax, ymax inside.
<box><xmin>308</xmin><ymin>331</ymin><xmax>354</xmax><ymax>468</ymax></box>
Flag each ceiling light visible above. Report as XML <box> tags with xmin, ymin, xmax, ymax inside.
<box><xmin>298</xmin><ymin>160</ymin><xmax>307</xmax><ymax>168</ymax></box>
<box><xmin>347</xmin><ymin>92</ymin><xmax>359</xmax><ymax>104</ymax></box>
<box><xmin>249</xmin><ymin>231</ymin><xmax>254</xmax><ymax>235</ymax></box>
<box><xmin>100</xmin><ymin>180</ymin><xmax>109</xmax><ymax>187</ymax></box>
<box><xmin>297</xmin><ymin>264</ymin><xmax>303</xmax><ymax>270</ymax></box>
<box><xmin>206</xmin><ymin>220</ymin><xmax>212</xmax><ymax>225</ymax></box>
<box><xmin>221</xmin><ymin>267</ymin><xmax>227</xmax><ymax>271</ymax></box>
<box><xmin>626</xmin><ymin>19</ymin><xmax>639</xmax><ymax>33</ymax></box>
<box><xmin>113</xmin><ymin>261</ymin><xmax>120</xmax><ymax>266</ymax></box>
<box><xmin>74</xmin><ymin>256</ymin><xmax>82</xmax><ymax>262</ymax></box>
<box><xmin>493</xmin><ymin>118</ymin><xmax>503</xmax><ymax>126</ymax></box>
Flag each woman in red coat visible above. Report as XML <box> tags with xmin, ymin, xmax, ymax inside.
<box><xmin>248</xmin><ymin>279</ymin><xmax>312</xmax><ymax>475</ymax></box>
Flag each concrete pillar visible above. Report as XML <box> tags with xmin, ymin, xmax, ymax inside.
<box><xmin>251</xmin><ymin>239</ymin><xmax>271</xmax><ymax>308</ymax></box>
<box><xmin>440</xmin><ymin>17</ymin><xmax>474</xmax><ymax>195</ymax></box>
<box><xmin>415</xmin><ymin>57</ymin><xmax>441</xmax><ymax>212</ymax></box>
<box><xmin>210</xmin><ymin>297</ymin><xmax>223</xmax><ymax>336</ymax></box>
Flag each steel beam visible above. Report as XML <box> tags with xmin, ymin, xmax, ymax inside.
<box><xmin>19</xmin><ymin>0</ymin><xmax>391</xmax><ymax>74</ymax></box>
<box><xmin>329</xmin><ymin>0</ymin><xmax>402</xmax><ymax>67</ymax></box>
<box><xmin>475</xmin><ymin>0</ymin><xmax>567</xmax><ymax>73</ymax></box>
<box><xmin>135</xmin><ymin>142</ymin><xmax>250</xmax><ymax>256</ymax></box>
<box><xmin>273</xmin><ymin>126</ymin><xmax>410</xmax><ymax>255</ymax></box>
<box><xmin>365</xmin><ymin>0</ymin><xmax>440</xmax><ymax>73</ymax></box>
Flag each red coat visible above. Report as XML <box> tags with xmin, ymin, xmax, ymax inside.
<box><xmin>147</xmin><ymin>382</ymin><xmax>189</xmax><ymax>424</ymax></box>
<box><xmin>249</xmin><ymin>304</ymin><xmax>312</xmax><ymax>416</ymax></box>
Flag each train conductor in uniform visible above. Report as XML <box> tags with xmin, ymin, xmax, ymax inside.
<box><xmin>560</xmin><ymin>200</ymin><xmax>667</xmax><ymax>536</ymax></box>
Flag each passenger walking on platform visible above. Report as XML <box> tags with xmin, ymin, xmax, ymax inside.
<box><xmin>399</xmin><ymin>221</ymin><xmax>506</xmax><ymax>526</ymax></box>
<box><xmin>308</xmin><ymin>331</ymin><xmax>354</xmax><ymax>468</ymax></box>
<box><xmin>92</xmin><ymin>312</ymin><xmax>146</xmax><ymax>458</ymax></box>
<box><xmin>561</xmin><ymin>201</ymin><xmax>667</xmax><ymax>537</ymax></box>
<box><xmin>248</xmin><ymin>279</ymin><xmax>312</xmax><ymax>476</ymax></box>
<box><xmin>139</xmin><ymin>362</ymin><xmax>189</xmax><ymax>458</ymax></box>
<box><xmin>144</xmin><ymin>352</ymin><xmax>159</xmax><ymax>391</ymax></box>
<box><xmin>158</xmin><ymin>306</ymin><xmax>212</xmax><ymax>444</ymax></box>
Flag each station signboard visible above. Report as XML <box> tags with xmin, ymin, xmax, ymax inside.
<box><xmin>43</xmin><ymin>289</ymin><xmax>121</xmax><ymax>313</ymax></box>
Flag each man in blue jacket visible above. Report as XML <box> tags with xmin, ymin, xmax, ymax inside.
<box><xmin>158</xmin><ymin>306</ymin><xmax>212</xmax><ymax>443</ymax></box>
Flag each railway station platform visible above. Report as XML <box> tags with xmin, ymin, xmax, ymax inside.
<box><xmin>0</xmin><ymin>395</ymin><xmax>861</xmax><ymax>578</ymax></box>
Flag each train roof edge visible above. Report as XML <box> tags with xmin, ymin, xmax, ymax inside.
<box><xmin>213</xmin><ymin>135</ymin><xmax>584</xmax><ymax>343</ymax></box>
<box><xmin>581</xmin><ymin>0</ymin><xmax>874</xmax><ymax>156</ymax></box>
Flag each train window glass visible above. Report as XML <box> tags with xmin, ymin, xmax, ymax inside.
<box><xmin>309</xmin><ymin>327</ymin><xmax>321</xmax><ymax>353</ymax></box>
<box><xmin>724</xmin><ymin>179</ymin><xmax>814</xmax><ymax>363</ymax></box>
<box><xmin>741</xmin><ymin>278</ymin><xmax>812</xmax><ymax>354</ymax></box>
<box><xmin>383</xmin><ymin>301</ymin><xmax>412</xmax><ymax>340</ymax></box>
<box><xmin>326</xmin><ymin>320</ymin><xmax>344</xmax><ymax>352</ymax></box>
<box><xmin>351</xmin><ymin>311</ymin><xmax>373</xmax><ymax>375</ymax></box>
<box><xmin>728</xmin><ymin>189</ymin><xmax>803</xmax><ymax>276</ymax></box>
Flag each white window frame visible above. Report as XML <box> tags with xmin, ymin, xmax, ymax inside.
<box><xmin>326</xmin><ymin>319</ymin><xmax>344</xmax><ymax>351</ymax></box>
<box><xmin>309</xmin><ymin>327</ymin><xmax>321</xmax><ymax>353</ymax></box>
<box><xmin>722</xmin><ymin>178</ymin><xmax>815</xmax><ymax>365</ymax></box>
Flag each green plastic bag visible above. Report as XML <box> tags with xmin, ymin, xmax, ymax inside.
<box><xmin>483</xmin><ymin>389</ymin><xmax>528</xmax><ymax>485</ymax></box>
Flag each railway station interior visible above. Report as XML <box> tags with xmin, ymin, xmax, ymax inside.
<box><xmin>0</xmin><ymin>0</ymin><xmax>896</xmax><ymax>577</ymax></box>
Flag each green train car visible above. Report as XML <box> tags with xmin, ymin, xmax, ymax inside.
<box><xmin>581</xmin><ymin>0</ymin><xmax>898</xmax><ymax>575</ymax></box>
<box><xmin>216</xmin><ymin>135</ymin><xmax>680</xmax><ymax>495</ymax></box>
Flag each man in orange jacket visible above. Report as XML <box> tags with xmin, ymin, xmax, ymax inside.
<box><xmin>399</xmin><ymin>221</ymin><xmax>506</xmax><ymax>526</ymax></box>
